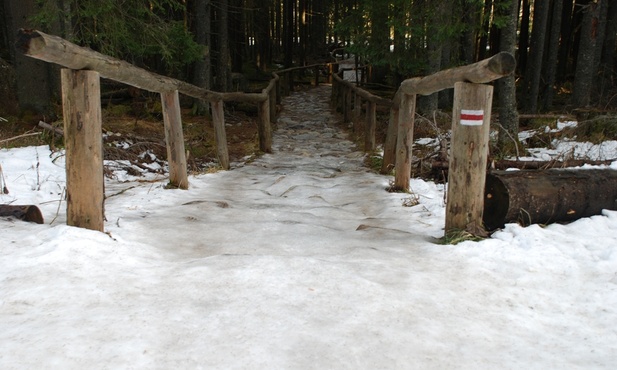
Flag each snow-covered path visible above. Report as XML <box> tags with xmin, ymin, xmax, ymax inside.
<box><xmin>1</xmin><ymin>86</ymin><xmax>617</xmax><ymax>369</ymax></box>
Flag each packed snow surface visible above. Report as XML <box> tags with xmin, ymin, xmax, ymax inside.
<box><xmin>1</xmin><ymin>87</ymin><xmax>617</xmax><ymax>369</ymax></box>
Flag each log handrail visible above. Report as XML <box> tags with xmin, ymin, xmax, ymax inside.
<box><xmin>393</xmin><ymin>52</ymin><xmax>515</xmax><ymax>107</ymax></box>
<box><xmin>16</xmin><ymin>29</ymin><xmax>271</xmax><ymax>103</ymax></box>
<box><xmin>333</xmin><ymin>73</ymin><xmax>392</xmax><ymax>107</ymax></box>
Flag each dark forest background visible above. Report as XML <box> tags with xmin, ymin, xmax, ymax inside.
<box><xmin>1</xmin><ymin>0</ymin><xmax>615</xmax><ymax>121</ymax></box>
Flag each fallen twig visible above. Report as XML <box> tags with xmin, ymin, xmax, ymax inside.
<box><xmin>0</xmin><ymin>131</ymin><xmax>41</xmax><ymax>144</ymax></box>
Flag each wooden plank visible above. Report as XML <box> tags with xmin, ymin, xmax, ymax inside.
<box><xmin>161</xmin><ymin>90</ymin><xmax>189</xmax><ymax>189</ymax></box>
<box><xmin>61</xmin><ymin>69</ymin><xmax>104</xmax><ymax>232</ymax></box>
<box><xmin>445</xmin><ymin>82</ymin><xmax>493</xmax><ymax>237</ymax></box>
<box><xmin>211</xmin><ymin>100</ymin><xmax>230</xmax><ymax>170</ymax></box>
<box><xmin>393</xmin><ymin>94</ymin><xmax>416</xmax><ymax>191</ymax></box>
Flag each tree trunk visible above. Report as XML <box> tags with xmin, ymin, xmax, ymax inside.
<box><xmin>216</xmin><ymin>0</ymin><xmax>231</xmax><ymax>92</ymax></box>
<box><xmin>556</xmin><ymin>0</ymin><xmax>575</xmax><ymax>82</ymax></box>
<box><xmin>598</xmin><ymin>1</ymin><xmax>617</xmax><ymax>102</ymax></box>
<box><xmin>524</xmin><ymin>0</ymin><xmax>550</xmax><ymax>113</ymax></box>
<box><xmin>541</xmin><ymin>0</ymin><xmax>564</xmax><ymax>111</ymax></box>
<box><xmin>283</xmin><ymin>0</ymin><xmax>294</xmax><ymax>67</ymax></box>
<box><xmin>255</xmin><ymin>0</ymin><xmax>271</xmax><ymax>71</ymax></box>
<box><xmin>484</xmin><ymin>169</ymin><xmax>617</xmax><ymax>230</ymax></box>
<box><xmin>191</xmin><ymin>0</ymin><xmax>212</xmax><ymax>115</ymax></box>
<box><xmin>230</xmin><ymin>0</ymin><xmax>244</xmax><ymax>73</ymax></box>
<box><xmin>572</xmin><ymin>0</ymin><xmax>600</xmax><ymax>107</ymax></box>
<box><xmin>497</xmin><ymin>0</ymin><xmax>520</xmax><ymax>153</ymax></box>
<box><xmin>4</xmin><ymin>0</ymin><xmax>55</xmax><ymax>115</ymax></box>
<box><xmin>518</xmin><ymin>0</ymin><xmax>531</xmax><ymax>73</ymax></box>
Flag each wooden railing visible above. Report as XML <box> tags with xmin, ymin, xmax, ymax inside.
<box><xmin>17</xmin><ymin>29</ymin><xmax>335</xmax><ymax>232</ymax></box>
<box><xmin>332</xmin><ymin>52</ymin><xmax>516</xmax><ymax>236</ymax></box>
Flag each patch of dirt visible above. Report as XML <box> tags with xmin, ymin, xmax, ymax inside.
<box><xmin>0</xmin><ymin>99</ymin><xmax>261</xmax><ymax>177</ymax></box>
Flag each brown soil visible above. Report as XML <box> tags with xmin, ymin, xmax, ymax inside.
<box><xmin>0</xmin><ymin>100</ymin><xmax>261</xmax><ymax>177</ymax></box>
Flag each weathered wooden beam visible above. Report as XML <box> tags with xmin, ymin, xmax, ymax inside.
<box><xmin>161</xmin><ymin>90</ymin><xmax>188</xmax><ymax>189</ymax></box>
<box><xmin>445</xmin><ymin>82</ymin><xmax>494</xmax><ymax>237</ymax></box>
<box><xmin>398</xmin><ymin>52</ymin><xmax>515</xmax><ymax>98</ymax></box>
<box><xmin>484</xmin><ymin>169</ymin><xmax>617</xmax><ymax>231</ymax></box>
<box><xmin>16</xmin><ymin>29</ymin><xmax>269</xmax><ymax>104</ymax></box>
<box><xmin>61</xmin><ymin>69</ymin><xmax>104</xmax><ymax>232</ymax></box>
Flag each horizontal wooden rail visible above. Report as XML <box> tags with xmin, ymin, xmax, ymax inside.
<box><xmin>16</xmin><ymin>29</ymin><xmax>269</xmax><ymax>103</ymax></box>
<box><xmin>332</xmin><ymin>72</ymin><xmax>392</xmax><ymax>107</ymax></box>
<box><xmin>394</xmin><ymin>52</ymin><xmax>515</xmax><ymax>105</ymax></box>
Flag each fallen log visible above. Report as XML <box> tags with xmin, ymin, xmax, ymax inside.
<box><xmin>0</xmin><ymin>205</ymin><xmax>44</xmax><ymax>224</ymax></box>
<box><xmin>432</xmin><ymin>158</ymin><xmax>616</xmax><ymax>171</ymax></box>
<box><xmin>483</xmin><ymin>169</ymin><xmax>617</xmax><ymax>230</ymax></box>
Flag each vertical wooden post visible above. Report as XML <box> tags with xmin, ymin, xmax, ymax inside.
<box><xmin>393</xmin><ymin>93</ymin><xmax>416</xmax><ymax>191</ymax></box>
<box><xmin>61</xmin><ymin>69</ymin><xmax>104</xmax><ymax>231</ymax></box>
<box><xmin>210</xmin><ymin>100</ymin><xmax>230</xmax><ymax>170</ymax></box>
<box><xmin>314</xmin><ymin>65</ymin><xmax>320</xmax><ymax>86</ymax></box>
<box><xmin>161</xmin><ymin>90</ymin><xmax>188</xmax><ymax>189</ymax></box>
<box><xmin>354</xmin><ymin>92</ymin><xmax>362</xmax><ymax>119</ymax></box>
<box><xmin>445</xmin><ymin>82</ymin><xmax>493</xmax><ymax>237</ymax></box>
<box><xmin>276</xmin><ymin>77</ymin><xmax>282</xmax><ymax>104</ymax></box>
<box><xmin>364</xmin><ymin>101</ymin><xmax>377</xmax><ymax>151</ymax></box>
<box><xmin>343</xmin><ymin>87</ymin><xmax>352</xmax><ymax>122</ymax></box>
<box><xmin>381</xmin><ymin>107</ymin><xmax>399</xmax><ymax>174</ymax></box>
<box><xmin>269</xmin><ymin>87</ymin><xmax>277</xmax><ymax>123</ymax></box>
<box><xmin>288</xmin><ymin>70</ymin><xmax>294</xmax><ymax>93</ymax></box>
<box><xmin>258</xmin><ymin>97</ymin><xmax>273</xmax><ymax>153</ymax></box>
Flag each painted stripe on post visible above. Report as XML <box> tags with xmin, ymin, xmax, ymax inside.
<box><xmin>460</xmin><ymin>109</ymin><xmax>484</xmax><ymax>126</ymax></box>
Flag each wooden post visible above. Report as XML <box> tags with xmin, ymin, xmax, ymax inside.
<box><xmin>354</xmin><ymin>92</ymin><xmax>362</xmax><ymax>119</ymax></box>
<box><xmin>161</xmin><ymin>90</ymin><xmax>189</xmax><ymax>189</ymax></box>
<box><xmin>393</xmin><ymin>93</ymin><xmax>416</xmax><ymax>191</ymax></box>
<box><xmin>210</xmin><ymin>100</ymin><xmax>230</xmax><ymax>170</ymax></box>
<box><xmin>364</xmin><ymin>101</ymin><xmax>377</xmax><ymax>151</ymax></box>
<box><xmin>445</xmin><ymin>82</ymin><xmax>493</xmax><ymax>237</ymax></box>
<box><xmin>61</xmin><ymin>69</ymin><xmax>104</xmax><ymax>231</ymax></box>
<box><xmin>269</xmin><ymin>87</ymin><xmax>277</xmax><ymax>123</ymax></box>
<box><xmin>343</xmin><ymin>87</ymin><xmax>352</xmax><ymax>122</ymax></box>
<box><xmin>314</xmin><ymin>65</ymin><xmax>320</xmax><ymax>86</ymax></box>
<box><xmin>258</xmin><ymin>97</ymin><xmax>273</xmax><ymax>153</ymax></box>
<box><xmin>381</xmin><ymin>107</ymin><xmax>398</xmax><ymax>174</ymax></box>
<box><xmin>275</xmin><ymin>77</ymin><xmax>281</xmax><ymax>104</ymax></box>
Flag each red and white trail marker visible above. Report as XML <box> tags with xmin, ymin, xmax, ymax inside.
<box><xmin>460</xmin><ymin>109</ymin><xmax>484</xmax><ymax>126</ymax></box>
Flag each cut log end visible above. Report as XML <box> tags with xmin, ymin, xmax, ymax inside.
<box><xmin>0</xmin><ymin>205</ymin><xmax>44</xmax><ymax>224</ymax></box>
<box><xmin>488</xmin><ymin>52</ymin><xmax>516</xmax><ymax>76</ymax></box>
<box><xmin>15</xmin><ymin>29</ymin><xmax>42</xmax><ymax>55</ymax></box>
<box><xmin>483</xmin><ymin>169</ymin><xmax>617</xmax><ymax>231</ymax></box>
